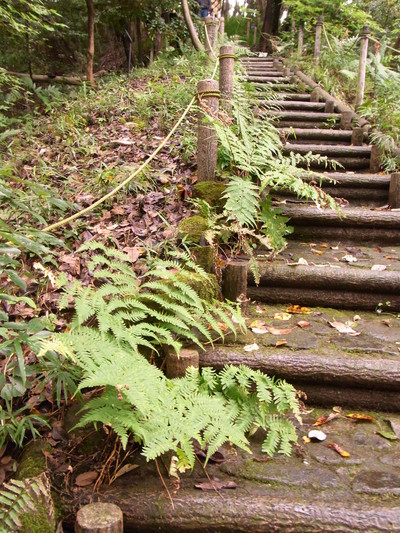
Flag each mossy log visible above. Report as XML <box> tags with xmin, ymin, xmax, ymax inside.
<box><xmin>177</xmin><ymin>216</ymin><xmax>208</xmax><ymax>244</ymax></box>
<box><xmin>75</xmin><ymin>502</ymin><xmax>123</xmax><ymax>533</ymax></box>
<box><xmin>289</xmin><ymin>226</ymin><xmax>400</xmax><ymax>245</ymax></box>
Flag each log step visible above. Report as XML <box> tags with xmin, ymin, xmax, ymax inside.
<box><xmin>277</xmin><ymin>120</ymin><xmax>342</xmax><ymax>129</ymax></box>
<box><xmin>288</xmin><ymin>225</ymin><xmax>400</xmax><ymax>244</ymax></box>
<box><xmin>266</xmin><ymin>110</ymin><xmax>341</xmax><ymax>122</ymax></box>
<box><xmin>279</xmin><ymin>128</ymin><xmax>354</xmax><ymax>141</ymax></box>
<box><xmin>254</xmin><ymin>84</ymin><xmax>301</xmax><ymax>92</ymax></box>
<box><xmin>296</xmin><ymin>157</ymin><xmax>370</xmax><ymax>171</ymax></box>
<box><xmin>283</xmin><ymin>144</ymin><xmax>372</xmax><ymax>157</ymax></box>
<box><xmin>246</xmin><ymin>71</ymin><xmax>284</xmax><ymax>77</ymax></box>
<box><xmin>272</xmin><ymin>92</ymin><xmax>313</xmax><ymax>101</ymax></box>
<box><xmin>300</xmin><ymin>172</ymin><xmax>390</xmax><ymax>188</ymax></box>
<box><xmin>259</xmin><ymin>100</ymin><xmax>326</xmax><ymax>111</ymax></box>
<box><xmin>247</xmin><ymin>76</ymin><xmax>291</xmax><ymax>83</ymax></box>
<box><xmin>273</xmin><ymin>187</ymin><xmax>388</xmax><ymax>205</ymax></box>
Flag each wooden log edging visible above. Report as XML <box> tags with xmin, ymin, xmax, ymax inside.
<box><xmin>200</xmin><ymin>349</ymin><xmax>400</xmax><ymax>391</ymax></box>
<box><xmin>197</xmin><ymin>79</ymin><xmax>219</xmax><ymax>182</ymax></box>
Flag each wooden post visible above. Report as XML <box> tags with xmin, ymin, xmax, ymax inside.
<box><xmin>324</xmin><ymin>99</ymin><xmax>335</xmax><ymax>113</ymax></box>
<box><xmin>340</xmin><ymin>111</ymin><xmax>354</xmax><ymax>129</ymax></box>
<box><xmin>205</xmin><ymin>16</ymin><xmax>218</xmax><ymax>57</ymax></box>
<box><xmin>389</xmin><ymin>173</ymin><xmax>400</xmax><ymax>208</ymax></box>
<box><xmin>283</xmin><ymin>67</ymin><xmax>291</xmax><ymax>77</ymax></box>
<box><xmin>219</xmin><ymin>45</ymin><xmax>235</xmax><ymax>112</ymax></box>
<box><xmin>314</xmin><ymin>15</ymin><xmax>323</xmax><ymax>65</ymax></box>
<box><xmin>222</xmin><ymin>261</ymin><xmax>248</xmax><ymax>306</ymax></box>
<box><xmin>273</xmin><ymin>58</ymin><xmax>281</xmax><ymax>70</ymax></box>
<box><xmin>355</xmin><ymin>26</ymin><xmax>370</xmax><ymax>108</ymax></box>
<box><xmin>75</xmin><ymin>503</ymin><xmax>123</xmax><ymax>533</ymax></box>
<box><xmin>253</xmin><ymin>23</ymin><xmax>257</xmax><ymax>45</ymax></box>
<box><xmin>219</xmin><ymin>16</ymin><xmax>225</xmax><ymax>36</ymax></box>
<box><xmin>370</xmin><ymin>144</ymin><xmax>383</xmax><ymax>172</ymax></box>
<box><xmin>290</xmin><ymin>20</ymin><xmax>296</xmax><ymax>54</ymax></box>
<box><xmin>197</xmin><ymin>79</ymin><xmax>219</xmax><ymax>182</ymax></box>
<box><xmin>246</xmin><ymin>19</ymin><xmax>251</xmax><ymax>41</ymax></box>
<box><xmin>166</xmin><ymin>349</ymin><xmax>199</xmax><ymax>378</ymax></box>
<box><xmin>310</xmin><ymin>87</ymin><xmax>321</xmax><ymax>102</ymax></box>
<box><xmin>298</xmin><ymin>24</ymin><xmax>304</xmax><ymax>56</ymax></box>
<box><xmin>351</xmin><ymin>127</ymin><xmax>364</xmax><ymax>146</ymax></box>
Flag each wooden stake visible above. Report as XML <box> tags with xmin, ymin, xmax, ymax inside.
<box><xmin>197</xmin><ymin>79</ymin><xmax>219</xmax><ymax>182</ymax></box>
<box><xmin>222</xmin><ymin>261</ymin><xmax>248</xmax><ymax>306</ymax></box>
<box><xmin>389</xmin><ymin>173</ymin><xmax>400</xmax><ymax>208</ymax></box>
<box><xmin>253</xmin><ymin>23</ymin><xmax>257</xmax><ymax>45</ymax></box>
<box><xmin>324</xmin><ymin>99</ymin><xmax>335</xmax><ymax>113</ymax></box>
<box><xmin>298</xmin><ymin>24</ymin><xmax>304</xmax><ymax>56</ymax></box>
<box><xmin>310</xmin><ymin>87</ymin><xmax>321</xmax><ymax>102</ymax></box>
<box><xmin>351</xmin><ymin>127</ymin><xmax>364</xmax><ymax>146</ymax></box>
<box><xmin>370</xmin><ymin>144</ymin><xmax>383</xmax><ymax>172</ymax></box>
<box><xmin>219</xmin><ymin>45</ymin><xmax>235</xmax><ymax>112</ymax></box>
<box><xmin>355</xmin><ymin>26</ymin><xmax>370</xmax><ymax>108</ymax></box>
<box><xmin>219</xmin><ymin>16</ymin><xmax>225</xmax><ymax>36</ymax></box>
<box><xmin>75</xmin><ymin>503</ymin><xmax>123</xmax><ymax>533</ymax></box>
<box><xmin>340</xmin><ymin>111</ymin><xmax>354</xmax><ymax>129</ymax></box>
<box><xmin>205</xmin><ymin>16</ymin><xmax>218</xmax><ymax>57</ymax></box>
<box><xmin>314</xmin><ymin>15</ymin><xmax>323</xmax><ymax>65</ymax></box>
<box><xmin>283</xmin><ymin>67</ymin><xmax>291</xmax><ymax>77</ymax></box>
<box><xmin>166</xmin><ymin>349</ymin><xmax>199</xmax><ymax>378</ymax></box>
<box><xmin>273</xmin><ymin>58</ymin><xmax>281</xmax><ymax>70</ymax></box>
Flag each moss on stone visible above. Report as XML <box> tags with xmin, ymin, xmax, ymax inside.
<box><xmin>19</xmin><ymin>500</ymin><xmax>56</xmax><ymax>533</ymax></box>
<box><xmin>16</xmin><ymin>440</ymin><xmax>51</xmax><ymax>481</ymax></box>
<box><xmin>177</xmin><ymin>215</ymin><xmax>208</xmax><ymax>244</ymax></box>
<box><xmin>191</xmin><ymin>245</ymin><xmax>214</xmax><ymax>273</ymax></box>
<box><xmin>171</xmin><ymin>271</ymin><xmax>218</xmax><ymax>302</ymax></box>
<box><xmin>193</xmin><ymin>181</ymin><xmax>227</xmax><ymax>210</ymax></box>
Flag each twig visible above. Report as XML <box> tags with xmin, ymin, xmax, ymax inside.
<box><xmin>155</xmin><ymin>458</ymin><xmax>175</xmax><ymax>509</ymax></box>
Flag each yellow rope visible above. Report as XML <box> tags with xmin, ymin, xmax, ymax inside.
<box><xmin>322</xmin><ymin>24</ymin><xmax>333</xmax><ymax>53</ymax></box>
<box><xmin>204</xmin><ymin>22</ymin><xmax>217</xmax><ymax>60</ymax></box>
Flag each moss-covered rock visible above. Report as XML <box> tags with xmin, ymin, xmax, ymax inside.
<box><xmin>177</xmin><ymin>215</ymin><xmax>208</xmax><ymax>244</ymax></box>
<box><xmin>191</xmin><ymin>245</ymin><xmax>214</xmax><ymax>273</ymax></box>
<box><xmin>64</xmin><ymin>401</ymin><xmax>105</xmax><ymax>454</ymax></box>
<box><xmin>19</xmin><ymin>497</ymin><xmax>56</xmax><ymax>533</ymax></box>
<box><xmin>16</xmin><ymin>440</ymin><xmax>51</xmax><ymax>481</ymax></box>
<box><xmin>168</xmin><ymin>271</ymin><xmax>219</xmax><ymax>302</ymax></box>
<box><xmin>193</xmin><ymin>181</ymin><xmax>227</xmax><ymax>211</ymax></box>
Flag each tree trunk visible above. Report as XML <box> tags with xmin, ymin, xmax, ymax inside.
<box><xmin>259</xmin><ymin>0</ymin><xmax>282</xmax><ymax>53</ymax></box>
<box><xmin>86</xmin><ymin>0</ymin><xmax>95</xmax><ymax>84</ymax></box>
<box><xmin>181</xmin><ymin>0</ymin><xmax>204</xmax><ymax>52</ymax></box>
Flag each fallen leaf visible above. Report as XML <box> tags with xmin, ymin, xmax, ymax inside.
<box><xmin>256</xmin><ymin>305</ymin><xmax>264</xmax><ymax>314</ymax></box>
<box><xmin>308</xmin><ymin>430</ymin><xmax>327</xmax><ymax>441</ymax></box>
<box><xmin>341</xmin><ymin>254</ymin><xmax>357</xmax><ymax>263</ymax></box>
<box><xmin>75</xmin><ymin>471</ymin><xmax>98</xmax><ymax>487</ymax></box>
<box><xmin>328</xmin><ymin>321</ymin><xmax>360</xmax><ymax>336</ymax></box>
<box><xmin>274</xmin><ymin>312</ymin><xmax>291</xmax><ymax>321</ymax></box>
<box><xmin>387</xmin><ymin>419</ymin><xmax>400</xmax><ymax>438</ymax></box>
<box><xmin>345</xmin><ymin>413</ymin><xmax>375</xmax><ymax>422</ymax></box>
<box><xmin>353</xmin><ymin>315</ymin><xmax>361</xmax><ymax>321</ymax></box>
<box><xmin>244</xmin><ymin>343</ymin><xmax>259</xmax><ymax>352</ymax></box>
<box><xmin>195</xmin><ymin>480</ymin><xmax>237</xmax><ymax>491</ymax></box>
<box><xmin>251</xmin><ymin>327</ymin><xmax>269</xmax><ymax>334</ymax></box>
<box><xmin>122</xmin><ymin>246</ymin><xmax>141</xmax><ymax>263</ymax></box>
<box><xmin>382</xmin><ymin>319</ymin><xmax>392</xmax><ymax>327</ymax></box>
<box><xmin>320</xmin><ymin>243</ymin><xmax>328</xmax><ymax>248</ymax></box>
<box><xmin>275</xmin><ymin>339</ymin><xmax>287</xmax><ymax>347</ymax></box>
<box><xmin>377</xmin><ymin>431</ymin><xmax>399</xmax><ymax>441</ymax></box>
<box><xmin>267</xmin><ymin>327</ymin><xmax>293</xmax><ymax>335</ymax></box>
<box><xmin>110</xmin><ymin>464</ymin><xmax>140</xmax><ymax>483</ymax></box>
<box><xmin>286</xmin><ymin>305</ymin><xmax>311</xmax><ymax>315</ymax></box>
<box><xmin>250</xmin><ymin>319</ymin><xmax>266</xmax><ymax>328</ymax></box>
<box><xmin>371</xmin><ymin>264</ymin><xmax>387</xmax><ymax>272</ymax></box>
<box><xmin>297</xmin><ymin>321</ymin><xmax>311</xmax><ymax>328</ymax></box>
<box><xmin>313</xmin><ymin>413</ymin><xmax>339</xmax><ymax>426</ymax></box>
<box><xmin>328</xmin><ymin>443</ymin><xmax>350</xmax><ymax>458</ymax></box>
<box><xmin>195</xmin><ymin>450</ymin><xmax>225</xmax><ymax>464</ymax></box>
<box><xmin>311</xmin><ymin>249</ymin><xmax>324</xmax><ymax>255</ymax></box>
<box><xmin>302</xmin><ymin>436</ymin><xmax>311</xmax><ymax>444</ymax></box>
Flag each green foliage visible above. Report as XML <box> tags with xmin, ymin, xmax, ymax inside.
<box><xmin>0</xmin><ymin>473</ymin><xmax>54</xmax><ymax>532</ymax></box>
<box><xmin>39</xmin><ymin>243</ymin><xmax>299</xmax><ymax>468</ymax></box>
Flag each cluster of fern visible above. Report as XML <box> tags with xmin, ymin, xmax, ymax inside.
<box><xmin>40</xmin><ymin>243</ymin><xmax>300</xmax><ymax>471</ymax></box>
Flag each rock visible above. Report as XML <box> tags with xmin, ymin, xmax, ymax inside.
<box><xmin>15</xmin><ymin>439</ymin><xmax>51</xmax><ymax>481</ymax></box>
<box><xmin>193</xmin><ymin>181</ymin><xmax>227</xmax><ymax>210</ymax></box>
<box><xmin>177</xmin><ymin>215</ymin><xmax>208</xmax><ymax>244</ymax></box>
<box><xmin>191</xmin><ymin>245</ymin><xmax>214</xmax><ymax>273</ymax></box>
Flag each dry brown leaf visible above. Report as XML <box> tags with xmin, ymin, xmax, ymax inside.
<box><xmin>286</xmin><ymin>305</ymin><xmax>311</xmax><ymax>315</ymax></box>
<box><xmin>275</xmin><ymin>339</ymin><xmax>288</xmax><ymax>347</ymax></box>
<box><xmin>250</xmin><ymin>319</ymin><xmax>266</xmax><ymax>328</ymax></box>
<box><xmin>313</xmin><ymin>413</ymin><xmax>339</xmax><ymax>426</ymax></box>
<box><xmin>297</xmin><ymin>321</ymin><xmax>311</xmax><ymax>328</ymax></box>
<box><xmin>267</xmin><ymin>326</ymin><xmax>293</xmax><ymax>335</ymax></box>
<box><xmin>251</xmin><ymin>327</ymin><xmax>269</xmax><ymax>334</ymax></box>
<box><xmin>110</xmin><ymin>464</ymin><xmax>140</xmax><ymax>484</ymax></box>
<box><xmin>328</xmin><ymin>321</ymin><xmax>360</xmax><ymax>336</ymax></box>
<box><xmin>195</xmin><ymin>480</ymin><xmax>237</xmax><ymax>491</ymax></box>
<box><xmin>75</xmin><ymin>471</ymin><xmax>98</xmax><ymax>487</ymax></box>
<box><xmin>328</xmin><ymin>443</ymin><xmax>350</xmax><ymax>458</ymax></box>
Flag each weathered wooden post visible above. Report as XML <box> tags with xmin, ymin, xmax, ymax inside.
<box><xmin>370</xmin><ymin>144</ymin><xmax>383</xmax><ymax>172</ymax></box>
<box><xmin>298</xmin><ymin>24</ymin><xmax>304</xmax><ymax>55</ymax></box>
<box><xmin>355</xmin><ymin>26</ymin><xmax>370</xmax><ymax>108</ymax></box>
<box><xmin>222</xmin><ymin>261</ymin><xmax>248</xmax><ymax>307</ymax></box>
<box><xmin>219</xmin><ymin>45</ymin><xmax>235</xmax><ymax>112</ymax></box>
<box><xmin>219</xmin><ymin>16</ymin><xmax>225</xmax><ymax>36</ymax></box>
<box><xmin>205</xmin><ymin>16</ymin><xmax>218</xmax><ymax>57</ymax></box>
<box><xmin>253</xmin><ymin>23</ymin><xmax>257</xmax><ymax>45</ymax></box>
<box><xmin>197</xmin><ymin>79</ymin><xmax>220</xmax><ymax>182</ymax></box>
<box><xmin>340</xmin><ymin>111</ymin><xmax>354</xmax><ymax>129</ymax></box>
<box><xmin>273</xmin><ymin>57</ymin><xmax>281</xmax><ymax>70</ymax></box>
<box><xmin>389</xmin><ymin>173</ymin><xmax>400</xmax><ymax>208</ymax></box>
<box><xmin>325</xmin><ymin>99</ymin><xmax>335</xmax><ymax>113</ymax></box>
<box><xmin>290</xmin><ymin>20</ymin><xmax>296</xmax><ymax>54</ymax></box>
<box><xmin>310</xmin><ymin>87</ymin><xmax>321</xmax><ymax>102</ymax></box>
<box><xmin>351</xmin><ymin>127</ymin><xmax>364</xmax><ymax>146</ymax></box>
<box><xmin>246</xmin><ymin>19</ymin><xmax>251</xmax><ymax>41</ymax></box>
<box><xmin>314</xmin><ymin>15</ymin><xmax>323</xmax><ymax>65</ymax></box>
<box><xmin>166</xmin><ymin>349</ymin><xmax>199</xmax><ymax>378</ymax></box>
<box><xmin>75</xmin><ymin>503</ymin><xmax>123</xmax><ymax>533</ymax></box>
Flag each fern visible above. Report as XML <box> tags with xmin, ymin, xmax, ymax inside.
<box><xmin>0</xmin><ymin>473</ymin><xmax>54</xmax><ymax>532</ymax></box>
<box><xmin>39</xmin><ymin>245</ymin><xmax>300</xmax><ymax>469</ymax></box>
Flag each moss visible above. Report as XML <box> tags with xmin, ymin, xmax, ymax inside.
<box><xmin>171</xmin><ymin>271</ymin><xmax>218</xmax><ymax>302</ymax></box>
<box><xmin>191</xmin><ymin>245</ymin><xmax>214</xmax><ymax>273</ymax></box>
<box><xmin>193</xmin><ymin>181</ymin><xmax>227</xmax><ymax>210</ymax></box>
<box><xmin>16</xmin><ymin>440</ymin><xmax>51</xmax><ymax>481</ymax></box>
<box><xmin>177</xmin><ymin>215</ymin><xmax>208</xmax><ymax>244</ymax></box>
<box><xmin>19</xmin><ymin>500</ymin><xmax>56</xmax><ymax>533</ymax></box>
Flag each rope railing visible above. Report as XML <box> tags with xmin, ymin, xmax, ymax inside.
<box><xmin>44</xmin><ymin>33</ymin><xmax>221</xmax><ymax>234</ymax></box>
